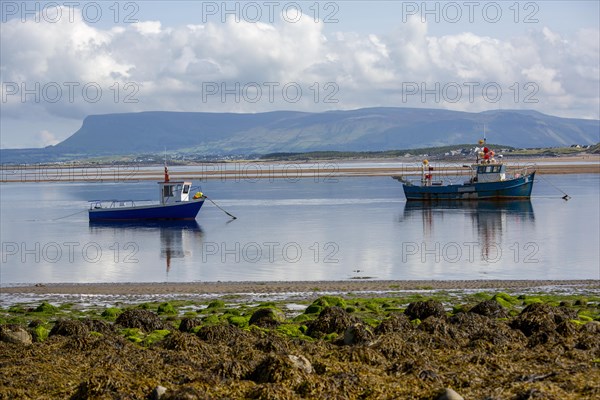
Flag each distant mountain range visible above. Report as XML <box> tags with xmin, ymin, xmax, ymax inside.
<box><xmin>2</xmin><ymin>108</ymin><xmax>599</xmax><ymax>162</ymax></box>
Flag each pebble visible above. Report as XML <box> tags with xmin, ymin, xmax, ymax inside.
<box><xmin>150</xmin><ymin>385</ymin><xmax>167</xmax><ymax>400</ymax></box>
<box><xmin>288</xmin><ymin>354</ymin><xmax>313</xmax><ymax>374</ymax></box>
<box><xmin>437</xmin><ymin>388</ymin><xmax>464</xmax><ymax>400</ymax></box>
<box><xmin>0</xmin><ymin>326</ymin><xmax>32</xmax><ymax>345</ymax></box>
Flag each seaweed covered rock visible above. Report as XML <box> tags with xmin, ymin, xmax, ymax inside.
<box><xmin>249</xmin><ymin>308</ymin><xmax>285</xmax><ymax>328</ymax></box>
<box><xmin>375</xmin><ymin>313</ymin><xmax>412</xmax><ymax>335</ymax></box>
<box><xmin>469</xmin><ymin>300</ymin><xmax>509</xmax><ymax>318</ymax></box>
<box><xmin>0</xmin><ymin>324</ymin><xmax>32</xmax><ymax>345</ymax></box>
<box><xmin>510</xmin><ymin>303</ymin><xmax>577</xmax><ymax>337</ymax></box>
<box><xmin>249</xmin><ymin>354</ymin><xmax>308</xmax><ymax>384</ymax></box>
<box><xmin>247</xmin><ymin>383</ymin><xmax>300</xmax><ymax>400</ymax></box>
<box><xmin>213</xmin><ymin>359</ymin><xmax>254</xmax><ymax>380</ymax></box>
<box><xmin>404</xmin><ymin>300</ymin><xmax>446</xmax><ymax>321</ymax></box>
<box><xmin>178</xmin><ymin>317</ymin><xmax>202</xmax><ymax>333</ymax></box>
<box><xmin>581</xmin><ymin>321</ymin><xmax>600</xmax><ymax>334</ymax></box>
<box><xmin>255</xmin><ymin>332</ymin><xmax>292</xmax><ymax>354</ymax></box>
<box><xmin>71</xmin><ymin>374</ymin><xmax>121</xmax><ymax>400</ymax></box>
<box><xmin>419</xmin><ymin>316</ymin><xmax>455</xmax><ymax>337</ymax></box>
<box><xmin>450</xmin><ymin>312</ymin><xmax>525</xmax><ymax>348</ymax></box>
<box><xmin>161</xmin><ymin>386</ymin><xmax>206</xmax><ymax>400</ymax></box>
<box><xmin>115</xmin><ymin>309</ymin><xmax>168</xmax><ymax>332</ymax></box>
<box><xmin>196</xmin><ymin>323</ymin><xmax>253</xmax><ymax>345</ymax></box>
<box><xmin>161</xmin><ymin>331</ymin><xmax>207</xmax><ymax>353</ymax></box>
<box><xmin>50</xmin><ymin>319</ymin><xmax>89</xmax><ymax>337</ymax></box>
<box><xmin>343</xmin><ymin>323</ymin><xmax>374</xmax><ymax>345</ymax></box>
<box><xmin>304</xmin><ymin>296</ymin><xmax>347</xmax><ymax>314</ymax></box>
<box><xmin>81</xmin><ymin>318</ymin><xmax>116</xmax><ymax>335</ymax></box>
<box><xmin>306</xmin><ymin>306</ymin><xmax>359</xmax><ymax>339</ymax></box>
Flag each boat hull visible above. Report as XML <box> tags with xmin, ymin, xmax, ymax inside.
<box><xmin>89</xmin><ymin>199</ymin><xmax>205</xmax><ymax>221</ymax></box>
<box><xmin>403</xmin><ymin>172</ymin><xmax>535</xmax><ymax>201</ymax></box>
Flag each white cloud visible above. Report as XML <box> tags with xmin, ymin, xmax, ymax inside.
<box><xmin>135</xmin><ymin>21</ymin><xmax>162</xmax><ymax>35</ymax></box>
<box><xmin>1</xmin><ymin>6</ymin><xmax>598</xmax><ymax>148</ymax></box>
<box><xmin>37</xmin><ymin>130</ymin><xmax>60</xmax><ymax>147</ymax></box>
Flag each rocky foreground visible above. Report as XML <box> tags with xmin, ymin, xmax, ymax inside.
<box><xmin>1</xmin><ymin>292</ymin><xmax>599</xmax><ymax>399</ymax></box>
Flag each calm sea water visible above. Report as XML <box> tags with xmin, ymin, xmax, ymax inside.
<box><xmin>1</xmin><ymin>173</ymin><xmax>598</xmax><ymax>284</ymax></box>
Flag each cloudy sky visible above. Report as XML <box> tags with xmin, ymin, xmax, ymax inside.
<box><xmin>1</xmin><ymin>1</ymin><xmax>599</xmax><ymax>148</ymax></box>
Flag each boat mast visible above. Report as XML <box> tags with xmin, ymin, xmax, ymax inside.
<box><xmin>483</xmin><ymin>124</ymin><xmax>487</xmax><ymax>145</ymax></box>
<box><xmin>164</xmin><ymin>148</ymin><xmax>170</xmax><ymax>182</ymax></box>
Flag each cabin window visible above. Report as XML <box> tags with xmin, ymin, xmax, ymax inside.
<box><xmin>163</xmin><ymin>185</ymin><xmax>174</xmax><ymax>197</ymax></box>
<box><xmin>486</xmin><ymin>166</ymin><xmax>492</xmax><ymax>173</ymax></box>
<box><xmin>183</xmin><ymin>184</ymin><xmax>190</xmax><ymax>194</ymax></box>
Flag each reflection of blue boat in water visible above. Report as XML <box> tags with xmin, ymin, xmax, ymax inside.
<box><xmin>394</xmin><ymin>141</ymin><xmax>535</xmax><ymax>201</ymax></box>
<box><xmin>89</xmin><ymin>167</ymin><xmax>205</xmax><ymax>221</ymax></box>
<box><xmin>88</xmin><ymin>220</ymin><xmax>203</xmax><ymax>231</ymax></box>
<box><xmin>89</xmin><ymin>220</ymin><xmax>203</xmax><ymax>272</ymax></box>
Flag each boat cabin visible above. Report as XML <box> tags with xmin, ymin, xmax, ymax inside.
<box><xmin>474</xmin><ymin>163</ymin><xmax>506</xmax><ymax>183</ymax></box>
<box><xmin>159</xmin><ymin>181</ymin><xmax>192</xmax><ymax>205</ymax></box>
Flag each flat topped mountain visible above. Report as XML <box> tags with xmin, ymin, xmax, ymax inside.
<box><xmin>3</xmin><ymin>108</ymin><xmax>599</xmax><ymax>161</ymax></box>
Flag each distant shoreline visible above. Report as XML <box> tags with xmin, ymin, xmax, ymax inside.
<box><xmin>1</xmin><ymin>156</ymin><xmax>598</xmax><ymax>182</ymax></box>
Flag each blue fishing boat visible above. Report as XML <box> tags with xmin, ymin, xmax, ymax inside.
<box><xmin>394</xmin><ymin>140</ymin><xmax>535</xmax><ymax>201</ymax></box>
<box><xmin>89</xmin><ymin>166</ymin><xmax>205</xmax><ymax>221</ymax></box>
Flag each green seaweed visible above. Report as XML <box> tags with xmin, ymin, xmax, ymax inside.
<box><xmin>32</xmin><ymin>325</ymin><xmax>49</xmax><ymax>342</ymax></box>
<box><xmin>228</xmin><ymin>315</ymin><xmax>250</xmax><ymax>328</ymax></box>
<box><xmin>8</xmin><ymin>305</ymin><xmax>26</xmax><ymax>314</ymax></box>
<box><xmin>276</xmin><ymin>323</ymin><xmax>310</xmax><ymax>339</ymax></box>
<box><xmin>143</xmin><ymin>329</ymin><xmax>171</xmax><ymax>346</ymax></box>
<box><xmin>122</xmin><ymin>328</ymin><xmax>144</xmax><ymax>343</ymax></box>
<box><xmin>523</xmin><ymin>297</ymin><xmax>543</xmax><ymax>306</ymax></box>
<box><xmin>34</xmin><ymin>302</ymin><xmax>58</xmax><ymax>314</ymax></box>
<box><xmin>491</xmin><ymin>292</ymin><xmax>519</xmax><ymax>308</ymax></box>
<box><xmin>202</xmin><ymin>315</ymin><xmax>221</xmax><ymax>325</ymax></box>
<box><xmin>101</xmin><ymin>307</ymin><xmax>123</xmax><ymax>320</ymax></box>
<box><xmin>293</xmin><ymin>314</ymin><xmax>313</xmax><ymax>323</ymax></box>
<box><xmin>157</xmin><ymin>303</ymin><xmax>177</xmax><ymax>315</ymax></box>
<box><xmin>206</xmin><ymin>300</ymin><xmax>226</xmax><ymax>310</ymax></box>
<box><xmin>305</xmin><ymin>296</ymin><xmax>347</xmax><ymax>314</ymax></box>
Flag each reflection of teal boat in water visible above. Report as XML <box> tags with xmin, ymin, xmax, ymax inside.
<box><xmin>402</xmin><ymin>200</ymin><xmax>535</xmax><ymax>261</ymax></box>
<box><xmin>402</xmin><ymin>199</ymin><xmax>535</xmax><ymax>216</ymax></box>
<box><xmin>394</xmin><ymin>140</ymin><xmax>535</xmax><ymax>201</ymax></box>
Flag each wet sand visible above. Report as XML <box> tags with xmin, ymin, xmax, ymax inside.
<box><xmin>3</xmin><ymin>279</ymin><xmax>598</xmax><ymax>296</ymax></box>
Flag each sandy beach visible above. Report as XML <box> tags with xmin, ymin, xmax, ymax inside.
<box><xmin>3</xmin><ymin>279</ymin><xmax>599</xmax><ymax>296</ymax></box>
<box><xmin>1</xmin><ymin>156</ymin><xmax>598</xmax><ymax>182</ymax></box>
